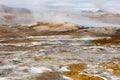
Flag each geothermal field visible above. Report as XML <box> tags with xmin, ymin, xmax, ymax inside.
<box><xmin>0</xmin><ymin>0</ymin><xmax>120</xmax><ymax>80</ymax></box>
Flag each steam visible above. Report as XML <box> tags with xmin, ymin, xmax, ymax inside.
<box><xmin>32</xmin><ymin>11</ymin><xmax>120</xmax><ymax>27</ymax></box>
<box><xmin>91</xmin><ymin>0</ymin><xmax>120</xmax><ymax>14</ymax></box>
<box><xmin>0</xmin><ymin>0</ymin><xmax>120</xmax><ymax>27</ymax></box>
<box><xmin>0</xmin><ymin>0</ymin><xmax>120</xmax><ymax>13</ymax></box>
<box><xmin>0</xmin><ymin>0</ymin><xmax>120</xmax><ymax>14</ymax></box>
<box><xmin>32</xmin><ymin>11</ymin><xmax>67</xmax><ymax>23</ymax></box>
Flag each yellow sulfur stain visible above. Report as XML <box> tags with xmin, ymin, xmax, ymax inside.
<box><xmin>67</xmin><ymin>63</ymin><xmax>86</xmax><ymax>72</ymax></box>
<box><xmin>63</xmin><ymin>63</ymin><xmax>104</xmax><ymax>80</ymax></box>
<box><xmin>64</xmin><ymin>72</ymin><xmax>104</xmax><ymax>80</ymax></box>
<box><xmin>113</xmin><ymin>70</ymin><xmax>120</xmax><ymax>76</ymax></box>
<box><xmin>79</xmin><ymin>74</ymin><xmax>104</xmax><ymax>80</ymax></box>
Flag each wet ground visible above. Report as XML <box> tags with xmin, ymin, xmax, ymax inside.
<box><xmin>0</xmin><ymin>22</ymin><xmax>120</xmax><ymax>80</ymax></box>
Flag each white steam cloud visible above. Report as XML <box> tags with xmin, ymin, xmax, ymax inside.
<box><xmin>0</xmin><ymin>0</ymin><xmax>120</xmax><ymax>13</ymax></box>
<box><xmin>0</xmin><ymin>0</ymin><xmax>120</xmax><ymax>27</ymax></box>
<box><xmin>92</xmin><ymin>0</ymin><xmax>120</xmax><ymax>14</ymax></box>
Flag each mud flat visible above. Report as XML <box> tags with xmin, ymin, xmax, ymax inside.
<box><xmin>0</xmin><ymin>22</ymin><xmax>120</xmax><ymax>80</ymax></box>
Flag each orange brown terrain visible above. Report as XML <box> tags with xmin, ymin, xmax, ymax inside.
<box><xmin>0</xmin><ymin>21</ymin><xmax>120</xmax><ymax>80</ymax></box>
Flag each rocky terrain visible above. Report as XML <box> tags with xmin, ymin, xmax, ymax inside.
<box><xmin>0</xmin><ymin>22</ymin><xmax>120</xmax><ymax>80</ymax></box>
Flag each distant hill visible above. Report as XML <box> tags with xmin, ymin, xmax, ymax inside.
<box><xmin>0</xmin><ymin>4</ymin><xmax>33</xmax><ymax>25</ymax></box>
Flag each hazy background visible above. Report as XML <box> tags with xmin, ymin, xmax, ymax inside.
<box><xmin>0</xmin><ymin>0</ymin><xmax>120</xmax><ymax>27</ymax></box>
<box><xmin>0</xmin><ymin>0</ymin><xmax>120</xmax><ymax>13</ymax></box>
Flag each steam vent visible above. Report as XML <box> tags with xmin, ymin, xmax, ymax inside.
<box><xmin>0</xmin><ymin>0</ymin><xmax>120</xmax><ymax>80</ymax></box>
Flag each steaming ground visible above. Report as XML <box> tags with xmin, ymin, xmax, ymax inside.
<box><xmin>0</xmin><ymin>0</ymin><xmax>120</xmax><ymax>14</ymax></box>
<box><xmin>32</xmin><ymin>11</ymin><xmax>120</xmax><ymax>27</ymax></box>
<box><xmin>0</xmin><ymin>0</ymin><xmax>120</xmax><ymax>27</ymax></box>
<box><xmin>0</xmin><ymin>2</ymin><xmax>120</xmax><ymax>27</ymax></box>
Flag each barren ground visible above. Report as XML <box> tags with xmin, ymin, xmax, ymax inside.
<box><xmin>0</xmin><ymin>22</ymin><xmax>120</xmax><ymax>80</ymax></box>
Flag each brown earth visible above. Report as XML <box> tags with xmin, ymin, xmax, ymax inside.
<box><xmin>0</xmin><ymin>22</ymin><xmax>120</xmax><ymax>80</ymax></box>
